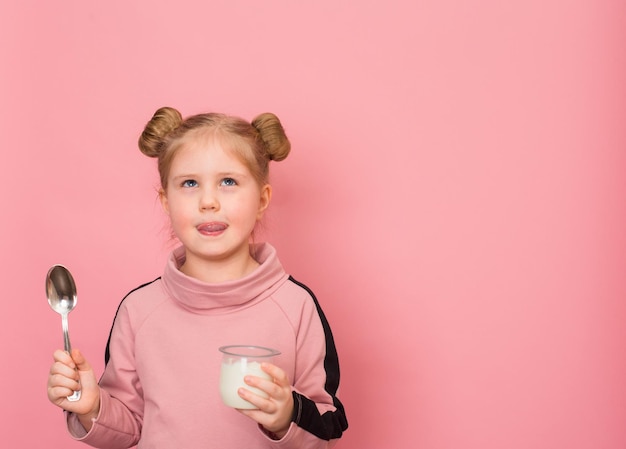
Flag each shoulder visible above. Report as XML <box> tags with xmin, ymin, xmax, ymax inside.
<box><xmin>270</xmin><ymin>276</ymin><xmax>330</xmax><ymax>323</ymax></box>
<box><xmin>104</xmin><ymin>277</ymin><xmax>164</xmax><ymax>364</ymax></box>
<box><xmin>112</xmin><ymin>277</ymin><xmax>168</xmax><ymax>325</ymax></box>
<box><xmin>119</xmin><ymin>277</ymin><xmax>164</xmax><ymax>307</ymax></box>
<box><xmin>284</xmin><ymin>276</ymin><xmax>322</xmax><ymax>305</ymax></box>
<box><xmin>275</xmin><ymin>276</ymin><xmax>320</xmax><ymax>304</ymax></box>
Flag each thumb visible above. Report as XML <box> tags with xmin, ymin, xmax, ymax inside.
<box><xmin>70</xmin><ymin>348</ymin><xmax>93</xmax><ymax>373</ymax></box>
<box><xmin>64</xmin><ymin>348</ymin><xmax>100</xmax><ymax>416</ymax></box>
<box><xmin>69</xmin><ymin>348</ymin><xmax>99</xmax><ymax>395</ymax></box>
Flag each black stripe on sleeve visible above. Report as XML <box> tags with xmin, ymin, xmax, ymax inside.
<box><xmin>288</xmin><ymin>276</ymin><xmax>348</xmax><ymax>440</ymax></box>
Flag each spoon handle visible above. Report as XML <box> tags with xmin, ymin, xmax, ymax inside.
<box><xmin>62</xmin><ymin>314</ymin><xmax>81</xmax><ymax>402</ymax></box>
<box><xmin>62</xmin><ymin>313</ymin><xmax>71</xmax><ymax>353</ymax></box>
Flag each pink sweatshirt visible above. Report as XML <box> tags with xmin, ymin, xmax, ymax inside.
<box><xmin>67</xmin><ymin>243</ymin><xmax>347</xmax><ymax>448</ymax></box>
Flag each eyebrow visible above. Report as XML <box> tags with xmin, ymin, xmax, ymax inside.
<box><xmin>170</xmin><ymin>174</ymin><xmax>198</xmax><ymax>181</ymax></box>
<box><xmin>170</xmin><ymin>171</ymin><xmax>250</xmax><ymax>181</ymax></box>
<box><xmin>216</xmin><ymin>171</ymin><xmax>249</xmax><ymax>178</ymax></box>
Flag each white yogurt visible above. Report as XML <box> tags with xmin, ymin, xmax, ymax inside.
<box><xmin>219</xmin><ymin>358</ymin><xmax>271</xmax><ymax>409</ymax></box>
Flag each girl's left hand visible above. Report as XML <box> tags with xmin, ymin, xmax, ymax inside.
<box><xmin>237</xmin><ymin>362</ymin><xmax>294</xmax><ymax>439</ymax></box>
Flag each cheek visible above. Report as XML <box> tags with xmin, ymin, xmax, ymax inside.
<box><xmin>165</xmin><ymin>201</ymin><xmax>192</xmax><ymax>226</ymax></box>
<box><xmin>229</xmin><ymin>202</ymin><xmax>262</xmax><ymax>228</ymax></box>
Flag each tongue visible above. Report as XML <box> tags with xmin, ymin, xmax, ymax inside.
<box><xmin>199</xmin><ymin>223</ymin><xmax>227</xmax><ymax>233</ymax></box>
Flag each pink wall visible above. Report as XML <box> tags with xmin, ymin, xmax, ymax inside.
<box><xmin>2</xmin><ymin>1</ymin><xmax>625</xmax><ymax>448</ymax></box>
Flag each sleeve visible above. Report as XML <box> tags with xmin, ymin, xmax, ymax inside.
<box><xmin>265</xmin><ymin>277</ymin><xmax>348</xmax><ymax>448</ymax></box>
<box><xmin>66</xmin><ymin>299</ymin><xmax>143</xmax><ymax>448</ymax></box>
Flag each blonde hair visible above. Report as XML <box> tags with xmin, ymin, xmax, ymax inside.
<box><xmin>138</xmin><ymin>106</ymin><xmax>291</xmax><ymax>190</ymax></box>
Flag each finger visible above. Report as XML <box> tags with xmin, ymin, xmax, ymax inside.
<box><xmin>48</xmin><ymin>372</ymin><xmax>80</xmax><ymax>393</ymax></box>
<box><xmin>49</xmin><ymin>361</ymin><xmax>80</xmax><ymax>380</ymax></box>
<box><xmin>261</xmin><ymin>363</ymin><xmax>289</xmax><ymax>386</ymax></box>
<box><xmin>237</xmin><ymin>387</ymin><xmax>273</xmax><ymax>412</ymax></box>
<box><xmin>47</xmin><ymin>365</ymin><xmax>81</xmax><ymax>405</ymax></box>
<box><xmin>244</xmin><ymin>374</ymin><xmax>281</xmax><ymax>399</ymax></box>
<box><xmin>237</xmin><ymin>386</ymin><xmax>293</xmax><ymax>436</ymax></box>
<box><xmin>52</xmin><ymin>349</ymin><xmax>76</xmax><ymax>369</ymax></box>
<box><xmin>69</xmin><ymin>348</ymin><xmax>93</xmax><ymax>373</ymax></box>
<box><xmin>48</xmin><ymin>385</ymin><xmax>78</xmax><ymax>404</ymax></box>
<box><xmin>245</xmin><ymin>365</ymin><xmax>290</xmax><ymax>400</ymax></box>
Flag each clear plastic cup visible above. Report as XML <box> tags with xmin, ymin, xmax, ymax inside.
<box><xmin>218</xmin><ymin>345</ymin><xmax>281</xmax><ymax>409</ymax></box>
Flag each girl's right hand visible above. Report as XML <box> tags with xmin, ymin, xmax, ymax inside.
<box><xmin>47</xmin><ymin>349</ymin><xmax>100</xmax><ymax>428</ymax></box>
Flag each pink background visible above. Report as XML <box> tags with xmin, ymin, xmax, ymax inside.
<box><xmin>1</xmin><ymin>1</ymin><xmax>625</xmax><ymax>448</ymax></box>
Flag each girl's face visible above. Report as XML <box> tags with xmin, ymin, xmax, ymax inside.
<box><xmin>160</xmin><ymin>135</ymin><xmax>271</xmax><ymax>281</ymax></box>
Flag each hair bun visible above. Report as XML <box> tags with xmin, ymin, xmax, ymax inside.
<box><xmin>138</xmin><ymin>107</ymin><xmax>183</xmax><ymax>158</ymax></box>
<box><xmin>252</xmin><ymin>113</ymin><xmax>291</xmax><ymax>162</ymax></box>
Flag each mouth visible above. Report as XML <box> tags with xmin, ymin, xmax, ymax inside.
<box><xmin>197</xmin><ymin>222</ymin><xmax>228</xmax><ymax>235</ymax></box>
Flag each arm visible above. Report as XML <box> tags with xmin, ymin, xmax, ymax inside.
<box><xmin>232</xmin><ymin>278</ymin><xmax>348</xmax><ymax>447</ymax></box>
<box><xmin>288</xmin><ymin>282</ymin><xmax>348</xmax><ymax>445</ymax></box>
<box><xmin>265</xmin><ymin>278</ymin><xmax>349</xmax><ymax>448</ymax></box>
<box><xmin>66</xmin><ymin>300</ymin><xmax>144</xmax><ymax>448</ymax></box>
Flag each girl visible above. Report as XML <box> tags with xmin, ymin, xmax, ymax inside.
<box><xmin>47</xmin><ymin>107</ymin><xmax>348</xmax><ymax>448</ymax></box>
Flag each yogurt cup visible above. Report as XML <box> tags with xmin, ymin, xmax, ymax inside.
<box><xmin>218</xmin><ymin>345</ymin><xmax>280</xmax><ymax>409</ymax></box>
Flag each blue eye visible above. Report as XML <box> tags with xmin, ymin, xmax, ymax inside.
<box><xmin>221</xmin><ymin>178</ymin><xmax>237</xmax><ymax>186</ymax></box>
<box><xmin>182</xmin><ymin>179</ymin><xmax>198</xmax><ymax>188</ymax></box>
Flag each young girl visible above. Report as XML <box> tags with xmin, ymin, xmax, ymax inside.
<box><xmin>47</xmin><ymin>107</ymin><xmax>348</xmax><ymax>448</ymax></box>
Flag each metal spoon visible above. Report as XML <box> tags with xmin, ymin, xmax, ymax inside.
<box><xmin>46</xmin><ymin>264</ymin><xmax>81</xmax><ymax>402</ymax></box>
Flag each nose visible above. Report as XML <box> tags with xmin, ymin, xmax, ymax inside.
<box><xmin>200</xmin><ymin>187</ymin><xmax>219</xmax><ymax>211</ymax></box>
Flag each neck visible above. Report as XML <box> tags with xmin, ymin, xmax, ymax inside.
<box><xmin>179</xmin><ymin>250</ymin><xmax>260</xmax><ymax>283</ymax></box>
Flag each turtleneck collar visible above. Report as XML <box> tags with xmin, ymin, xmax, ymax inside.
<box><xmin>161</xmin><ymin>243</ymin><xmax>289</xmax><ymax>315</ymax></box>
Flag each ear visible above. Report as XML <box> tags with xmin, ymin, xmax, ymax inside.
<box><xmin>256</xmin><ymin>184</ymin><xmax>272</xmax><ymax>220</ymax></box>
<box><xmin>159</xmin><ymin>188</ymin><xmax>170</xmax><ymax>215</ymax></box>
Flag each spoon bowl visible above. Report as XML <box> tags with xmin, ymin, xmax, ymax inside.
<box><xmin>46</xmin><ymin>264</ymin><xmax>81</xmax><ymax>402</ymax></box>
<box><xmin>46</xmin><ymin>265</ymin><xmax>77</xmax><ymax>315</ymax></box>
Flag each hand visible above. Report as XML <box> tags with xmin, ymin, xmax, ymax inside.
<box><xmin>47</xmin><ymin>349</ymin><xmax>100</xmax><ymax>430</ymax></box>
<box><xmin>237</xmin><ymin>363</ymin><xmax>294</xmax><ymax>439</ymax></box>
